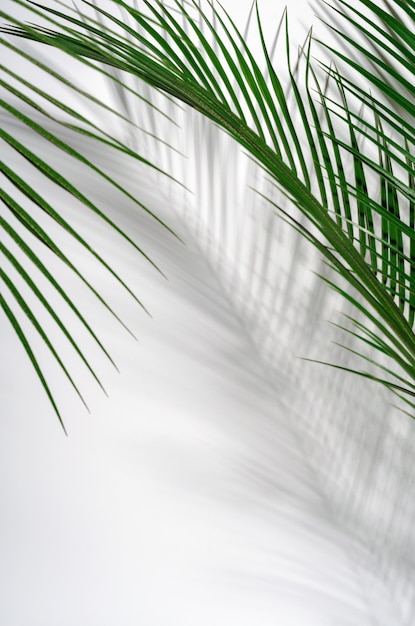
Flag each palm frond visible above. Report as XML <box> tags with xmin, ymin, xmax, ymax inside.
<box><xmin>1</xmin><ymin>0</ymin><xmax>415</xmax><ymax>418</ymax></box>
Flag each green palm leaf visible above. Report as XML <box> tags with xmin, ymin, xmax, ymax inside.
<box><xmin>1</xmin><ymin>0</ymin><xmax>415</xmax><ymax>418</ymax></box>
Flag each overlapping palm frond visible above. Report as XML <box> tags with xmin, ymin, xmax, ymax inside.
<box><xmin>1</xmin><ymin>0</ymin><xmax>414</xmax><ymax>419</ymax></box>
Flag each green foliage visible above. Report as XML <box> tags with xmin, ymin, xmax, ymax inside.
<box><xmin>1</xmin><ymin>0</ymin><xmax>415</xmax><ymax>423</ymax></box>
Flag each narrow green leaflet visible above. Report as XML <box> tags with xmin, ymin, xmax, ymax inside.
<box><xmin>1</xmin><ymin>292</ymin><xmax>67</xmax><ymax>432</ymax></box>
